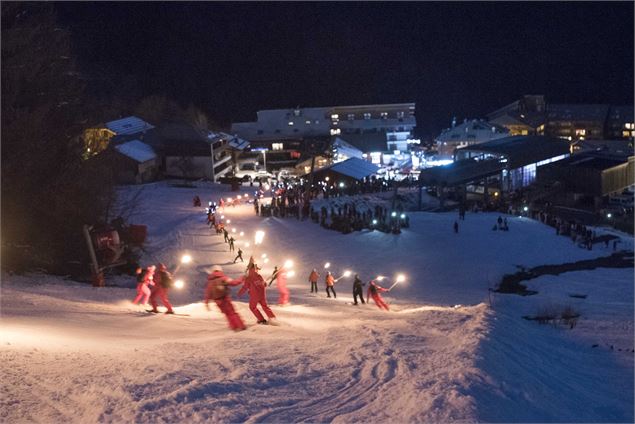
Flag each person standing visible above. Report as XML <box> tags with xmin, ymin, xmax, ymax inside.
<box><xmin>228</xmin><ymin>236</ymin><xmax>235</xmax><ymax>252</ymax></box>
<box><xmin>149</xmin><ymin>263</ymin><xmax>175</xmax><ymax>314</ymax></box>
<box><xmin>308</xmin><ymin>268</ymin><xmax>319</xmax><ymax>293</ymax></box>
<box><xmin>204</xmin><ymin>265</ymin><xmax>246</xmax><ymax>331</ymax></box>
<box><xmin>233</xmin><ymin>248</ymin><xmax>244</xmax><ymax>263</ymax></box>
<box><xmin>325</xmin><ymin>271</ymin><xmax>336</xmax><ymax>298</ymax></box>
<box><xmin>238</xmin><ymin>262</ymin><xmax>276</xmax><ymax>324</ymax></box>
<box><xmin>352</xmin><ymin>274</ymin><xmax>365</xmax><ymax>305</ymax></box>
<box><xmin>367</xmin><ymin>279</ymin><xmax>390</xmax><ymax>311</ymax></box>
<box><xmin>223</xmin><ymin>228</ymin><xmax>229</xmax><ymax>243</ymax></box>
<box><xmin>132</xmin><ymin>265</ymin><xmax>155</xmax><ymax>306</ymax></box>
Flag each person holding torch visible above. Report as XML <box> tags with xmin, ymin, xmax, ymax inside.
<box><xmin>366</xmin><ymin>278</ymin><xmax>391</xmax><ymax>311</ymax></box>
<box><xmin>239</xmin><ymin>259</ymin><xmax>276</xmax><ymax>324</ymax></box>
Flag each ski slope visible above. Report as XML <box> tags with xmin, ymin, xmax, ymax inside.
<box><xmin>1</xmin><ymin>181</ymin><xmax>633</xmax><ymax>423</ymax></box>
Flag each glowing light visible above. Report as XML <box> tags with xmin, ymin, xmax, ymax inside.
<box><xmin>339</xmin><ymin>182</ymin><xmax>345</xmax><ymax>188</ymax></box>
<box><xmin>240</xmin><ymin>231</ymin><xmax>244</xmax><ymax>236</ymax></box>
<box><xmin>287</xmin><ymin>270</ymin><xmax>296</xmax><ymax>277</ymax></box>
<box><xmin>376</xmin><ymin>275</ymin><xmax>385</xmax><ymax>281</ymax></box>
<box><xmin>245</xmin><ymin>242</ymin><xmax>250</xmax><ymax>247</ymax></box>
<box><xmin>324</xmin><ymin>262</ymin><xmax>331</xmax><ymax>269</ymax></box>
<box><xmin>264</xmin><ymin>258</ymin><xmax>270</xmax><ymax>263</ymax></box>
<box><xmin>181</xmin><ymin>254</ymin><xmax>192</xmax><ymax>264</ymax></box>
<box><xmin>325</xmin><ymin>176</ymin><xmax>330</xmax><ymax>181</ymax></box>
<box><xmin>284</xmin><ymin>259</ymin><xmax>294</xmax><ymax>268</ymax></box>
<box><xmin>255</xmin><ymin>230</ymin><xmax>265</xmax><ymax>245</ymax></box>
<box><xmin>174</xmin><ymin>279</ymin><xmax>185</xmax><ymax>289</ymax></box>
<box><xmin>523</xmin><ymin>206</ymin><xmax>528</xmax><ymax>212</ymax></box>
<box><xmin>494</xmin><ymin>192</ymin><xmax>499</xmax><ymax>197</ymax></box>
<box><xmin>372</xmin><ymin>219</ymin><xmax>378</xmax><ymax>225</ymax></box>
<box><xmin>261</xmin><ymin>253</ymin><xmax>267</xmax><ymax>258</ymax></box>
<box><xmin>391</xmin><ymin>212</ymin><xmax>397</xmax><ymax>217</ymax></box>
<box><xmin>226</xmin><ymin>219</ymin><xmax>231</xmax><ymax>224</ymax></box>
<box><xmin>237</xmin><ymin>195</ymin><xmax>242</xmax><ymax>199</ymax></box>
<box><xmin>343</xmin><ymin>270</ymin><xmax>351</xmax><ymax>277</ymax></box>
<box><xmin>244</xmin><ymin>193</ymin><xmax>249</xmax><ymax>197</ymax></box>
<box><xmin>232</xmin><ymin>228</ymin><xmax>236</xmax><ymax>233</ymax></box>
<box><xmin>396</xmin><ymin>274</ymin><xmax>406</xmax><ymax>283</ymax></box>
<box><xmin>227</xmin><ymin>197</ymin><xmax>232</xmax><ymax>202</ymax></box>
<box><xmin>400</xmin><ymin>213</ymin><xmax>406</xmax><ymax>219</ymax></box>
<box><xmin>221</xmin><ymin>215</ymin><xmax>225</xmax><ymax>219</ymax></box>
<box><xmin>607</xmin><ymin>213</ymin><xmax>612</xmax><ymax>219</ymax></box>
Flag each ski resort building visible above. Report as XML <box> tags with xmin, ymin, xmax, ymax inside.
<box><xmin>434</xmin><ymin>119</ymin><xmax>510</xmax><ymax>160</ymax></box>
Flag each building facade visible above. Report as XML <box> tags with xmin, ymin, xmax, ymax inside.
<box><xmin>434</xmin><ymin>119</ymin><xmax>510</xmax><ymax>160</ymax></box>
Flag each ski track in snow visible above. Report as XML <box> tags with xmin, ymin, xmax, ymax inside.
<box><xmin>1</xmin><ymin>181</ymin><xmax>633</xmax><ymax>423</ymax></box>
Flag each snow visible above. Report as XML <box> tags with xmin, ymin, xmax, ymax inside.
<box><xmin>1</xmin><ymin>181</ymin><xmax>633</xmax><ymax>422</ymax></box>
<box><xmin>115</xmin><ymin>139</ymin><xmax>157</xmax><ymax>163</ymax></box>
<box><xmin>106</xmin><ymin>116</ymin><xmax>154</xmax><ymax>136</ymax></box>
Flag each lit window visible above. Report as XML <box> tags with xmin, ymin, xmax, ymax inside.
<box><xmin>575</xmin><ymin>129</ymin><xmax>586</xmax><ymax>136</ymax></box>
<box><xmin>330</xmin><ymin>128</ymin><xmax>341</xmax><ymax>135</ymax></box>
<box><xmin>272</xmin><ymin>143</ymin><xmax>284</xmax><ymax>151</ymax></box>
<box><xmin>347</xmin><ymin>113</ymin><xmax>355</xmax><ymax>121</ymax></box>
<box><xmin>625</xmin><ymin>123</ymin><xmax>634</xmax><ymax>130</ymax></box>
<box><xmin>397</xmin><ymin>111</ymin><xmax>404</xmax><ymax>119</ymax></box>
<box><xmin>380</xmin><ymin>112</ymin><xmax>388</xmax><ymax>119</ymax></box>
<box><xmin>288</xmin><ymin>121</ymin><xmax>294</xmax><ymax>126</ymax></box>
<box><xmin>364</xmin><ymin>113</ymin><xmax>371</xmax><ymax>120</ymax></box>
<box><xmin>331</xmin><ymin>114</ymin><xmax>339</xmax><ymax>120</ymax></box>
<box><xmin>305</xmin><ymin>120</ymin><xmax>311</xmax><ymax>124</ymax></box>
<box><xmin>623</xmin><ymin>130</ymin><xmax>631</xmax><ymax>137</ymax></box>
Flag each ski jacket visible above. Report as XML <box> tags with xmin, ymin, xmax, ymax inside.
<box><xmin>238</xmin><ymin>268</ymin><xmax>267</xmax><ymax>298</ymax></box>
<box><xmin>309</xmin><ymin>271</ymin><xmax>319</xmax><ymax>283</ymax></box>
<box><xmin>367</xmin><ymin>281</ymin><xmax>387</xmax><ymax>297</ymax></box>
<box><xmin>353</xmin><ymin>277</ymin><xmax>364</xmax><ymax>289</ymax></box>
<box><xmin>325</xmin><ymin>274</ymin><xmax>335</xmax><ymax>286</ymax></box>
<box><xmin>142</xmin><ymin>270</ymin><xmax>155</xmax><ymax>287</ymax></box>
<box><xmin>204</xmin><ymin>271</ymin><xmax>243</xmax><ymax>304</ymax></box>
<box><xmin>156</xmin><ymin>270</ymin><xmax>173</xmax><ymax>289</ymax></box>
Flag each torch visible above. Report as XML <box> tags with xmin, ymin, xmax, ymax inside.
<box><xmin>173</xmin><ymin>254</ymin><xmax>192</xmax><ymax>274</ymax></box>
<box><xmin>335</xmin><ymin>270</ymin><xmax>352</xmax><ymax>282</ymax></box>
<box><xmin>388</xmin><ymin>274</ymin><xmax>406</xmax><ymax>291</ymax></box>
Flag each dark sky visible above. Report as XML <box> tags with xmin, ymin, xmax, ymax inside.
<box><xmin>55</xmin><ymin>2</ymin><xmax>634</xmax><ymax>138</ymax></box>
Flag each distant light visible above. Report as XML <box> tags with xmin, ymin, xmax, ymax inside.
<box><xmin>227</xmin><ymin>197</ymin><xmax>232</xmax><ymax>202</ymax></box>
<box><xmin>264</xmin><ymin>258</ymin><xmax>270</xmax><ymax>263</ymax></box>
<box><xmin>174</xmin><ymin>279</ymin><xmax>184</xmax><ymax>289</ymax></box>
<box><xmin>325</xmin><ymin>176</ymin><xmax>330</xmax><ymax>181</ymax></box>
<box><xmin>372</xmin><ymin>219</ymin><xmax>378</xmax><ymax>225</ymax></box>
<box><xmin>324</xmin><ymin>262</ymin><xmax>331</xmax><ymax>269</ymax></box>
<box><xmin>400</xmin><ymin>213</ymin><xmax>406</xmax><ymax>219</ymax></box>
<box><xmin>227</xmin><ymin>219</ymin><xmax>231</xmax><ymax>224</ymax></box>
<box><xmin>240</xmin><ymin>231</ymin><xmax>244</xmax><ymax>236</ymax></box>
<box><xmin>391</xmin><ymin>212</ymin><xmax>397</xmax><ymax>217</ymax></box>
<box><xmin>181</xmin><ymin>254</ymin><xmax>192</xmax><ymax>264</ymax></box>
<box><xmin>287</xmin><ymin>270</ymin><xmax>296</xmax><ymax>277</ymax></box>
<box><xmin>396</xmin><ymin>274</ymin><xmax>406</xmax><ymax>283</ymax></box>
<box><xmin>607</xmin><ymin>213</ymin><xmax>612</xmax><ymax>219</ymax></box>
<box><xmin>494</xmin><ymin>192</ymin><xmax>499</xmax><ymax>197</ymax></box>
<box><xmin>523</xmin><ymin>206</ymin><xmax>528</xmax><ymax>212</ymax></box>
<box><xmin>284</xmin><ymin>259</ymin><xmax>294</xmax><ymax>268</ymax></box>
<box><xmin>261</xmin><ymin>253</ymin><xmax>267</xmax><ymax>258</ymax></box>
<box><xmin>343</xmin><ymin>270</ymin><xmax>351</xmax><ymax>277</ymax></box>
<box><xmin>232</xmin><ymin>228</ymin><xmax>236</xmax><ymax>233</ymax></box>
<box><xmin>255</xmin><ymin>230</ymin><xmax>265</xmax><ymax>245</ymax></box>
<box><xmin>339</xmin><ymin>182</ymin><xmax>345</xmax><ymax>188</ymax></box>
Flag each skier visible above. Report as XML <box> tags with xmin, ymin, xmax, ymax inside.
<box><xmin>228</xmin><ymin>236</ymin><xmax>235</xmax><ymax>252</ymax></box>
<box><xmin>204</xmin><ymin>265</ymin><xmax>247</xmax><ymax>331</ymax></box>
<box><xmin>149</xmin><ymin>263</ymin><xmax>175</xmax><ymax>314</ymax></box>
<box><xmin>308</xmin><ymin>268</ymin><xmax>319</xmax><ymax>293</ymax></box>
<box><xmin>367</xmin><ymin>279</ymin><xmax>390</xmax><ymax>311</ymax></box>
<box><xmin>453</xmin><ymin>221</ymin><xmax>459</xmax><ymax>234</ymax></box>
<box><xmin>238</xmin><ymin>261</ymin><xmax>276</xmax><ymax>324</ymax></box>
<box><xmin>325</xmin><ymin>271</ymin><xmax>336</xmax><ymax>298</ymax></box>
<box><xmin>233</xmin><ymin>248</ymin><xmax>244</xmax><ymax>263</ymax></box>
<box><xmin>268</xmin><ymin>265</ymin><xmax>290</xmax><ymax>306</ymax></box>
<box><xmin>193</xmin><ymin>195</ymin><xmax>201</xmax><ymax>207</ymax></box>
<box><xmin>223</xmin><ymin>228</ymin><xmax>229</xmax><ymax>243</ymax></box>
<box><xmin>352</xmin><ymin>273</ymin><xmax>365</xmax><ymax>305</ymax></box>
<box><xmin>132</xmin><ymin>265</ymin><xmax>155</xmax><ymax>306</ymax></box>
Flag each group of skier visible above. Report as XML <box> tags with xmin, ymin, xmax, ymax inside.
<box><xmin>132</xmin><ymin>263</ymin><xmax>175</xmax><ymax>314</ymax></box>
<box><xmin>307</xmin><ymin>269</ymin><xmax>391</xmax><ymax>310</ymax></box>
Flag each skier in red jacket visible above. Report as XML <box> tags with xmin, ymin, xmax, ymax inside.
<box><xmin>238</xmin><ymin>261</ymin><xmax>276</xmax><ymax>324</ymax></box>
<box><xmin>204</xmin><ymin>265</ymin><xmax>246</xmax><ymax>331</ymax></box>
<box><xmin>367</xmin><ymin>280</ymin><xmax>390</xmax><ymax>311</ymax></box>
<box><xmin>268</xmin><ymin>265</ymin><xmax>290</xmax><ymax>306</ymax></box>
<box><xmin>149</xmin><ymin>263</ymin><xmax>175</xmax><ymax>314</ymax></box>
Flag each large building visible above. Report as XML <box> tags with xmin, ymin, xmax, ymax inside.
<box><xmin>230</xmin><ymin>103</ymin><xmax>417</xmax><ymax>169</ymax></box>
<box><xmin>434</xmin><ymin>118</ymin><xmax>510</xmax><ymax>159</ymax></box>
<box><xmin>486</xmin><ymin>95</ymin><xmax>634</xmax><ymax>142</ymax></box>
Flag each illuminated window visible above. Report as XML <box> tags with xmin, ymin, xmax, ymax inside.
<box><xmin>288</xmin><ymin>121</ymin><xmax>294</xmax><ymax>126</ymax></box>
<box><xmin>330</xmin><ymin>128</ymin><xmax>341</xmax><ymax>135</ymax></box>
<box><xmin>623</xmin><ymin>130</ymin><xmax>631</xmax><ymax>137</ymax></box>
<box><xmin>397</xmin><ymin>111</ymin><xmax>405</xmax><ymax>119</ymax></box>
<box><xmin>626</xmin><ymin>123</ymin><xmax>634</xmax><ymax>130</ymax></box>
<box><xmin>575</xmin><ymin>129</ymin><xmax>586</xmax><ymax>136</ymax></box>
<box><xmin>364</xmin><ymin>113</ymin><xmax>371</xmax><ymax>120</ymax></box>
<box><xmin>305</xmin><ymin>120</ymin><xmax>311</xmax><ymax>124</ymax></box>
<box><xmin>347</xmin><ymin>113</ymin><xmax>355</xmax><ymax>121</ymax></box>
<box><xmin>521</xmin><ymin>130</ymin><xmax>528</xmax><ymax>135</ymax></box>
<box><xmin>380</xmin><ymin>112</ymin><xmax>388</xmax><ymax>119</ymax></box>
<box><xmin>331</xmin><ymin>114</ymin><xmax>339</xmax><ymax>120</ymax></box>
<box><xmin>272</xmin><ymin>143</ymin><xmax>284</xmax><ymax>151</ymax></box>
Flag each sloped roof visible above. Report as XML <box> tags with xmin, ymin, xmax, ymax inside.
<box><xmin>114</xmin><ymin>140</ymin><xmax>157</xmax><ymax>163</ymax></box>
<box><xmin>459</xmin><ymin>135</ymin><xmax>570</xmax><ymax>169</ymax></box>
<box><xmin>311</xmin><ymin>157</ymin><xmax>379</xmax><ymax>180</ymax></box>
<box><xmin>106</xmin><ymin>116</ymin><xmax>154</xmax><ymax>135</ymax></box>
<box><xmin>547</xmin><ymin>104</ymin><xmax>610</xmax><ymax>122</ymax></box>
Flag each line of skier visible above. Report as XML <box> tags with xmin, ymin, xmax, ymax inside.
<box><xmin>308</xmin><ymin>269</ymin><xmax>390</xmax><ymax>310</ymax></box>
<box><xmin>132</xmin><ymin>263</ymin><xmax>175</xmax><ymax>314</ymax></box>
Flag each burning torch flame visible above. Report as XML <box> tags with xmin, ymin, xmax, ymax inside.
<box><xmin>324</xmin><ymin>262</ymin><xmax>331</xmax><ymax>269</ymax></box>
<box><xmin>255</xmin><ymin>230</ymin><xmax>265</xmax><ymax>245</ymax></box>
<box><xmin>181</xmin><ymin>255</ymin><xmax>192</xmax><ymax>264</ymax></box>
<box><xmin>174</xmin><ymin>279</ymin><xmax>184</xmax><ymax>289</ymax></box>
<box><xmin>287</xmin><ymin>270</ymin><xmax>296</xmax><ymax>277</ymax></box>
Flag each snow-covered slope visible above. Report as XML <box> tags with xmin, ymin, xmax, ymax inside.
<box><xmin>1</xmin><ymin>181</ymin><xmax>632</xmax><ymax>423</ymax></box>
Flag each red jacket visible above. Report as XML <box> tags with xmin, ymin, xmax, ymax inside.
<box><xmin>325</xmin><ymin>274</ymin><xmax>335</xmax><ymax>287</ymax></box>
<box><xmin>309</xmin><ymin>270</ymin><xmax>319</xmax><ymax>283</ymax></box>
<box><xmin>367</xmin><ymin>281</ymin><xmax>388</xmax><ymax>298</ymax></box>
<box><xmin>204</xmin><ymin>271</ymin><xmax>243</xmax><ymax>305</ymax></box>
<box><xmin>238</xmin><ymin>268</ymin><xmax>267</xmax><ymax>298</ymax></box>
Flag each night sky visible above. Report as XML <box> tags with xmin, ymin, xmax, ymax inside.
<box><xmin>55</xmin><ymin>2</ymin><xmax>634</xmax><ymax>138</ymax></box>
